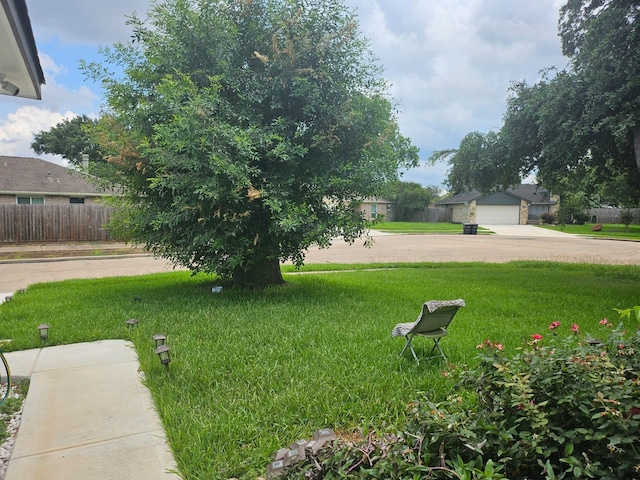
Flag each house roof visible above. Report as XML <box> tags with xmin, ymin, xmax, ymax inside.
<box><xmin>434</xmin><ymin>191</ymin><xmax>482</xmax><ymax>205</ymax></box>
<box><xmin>0</xmin><ymin>156</ymin><xmax>106</xmax><ymax>196</ymax></box>
<box><xmin>435</xmin><ymin>184</ymin><xmax>556</xmax><ymax>206</ymax></box>
<box><xmin>0</xmin><ymin>0</ymin><xmax>44</xmax><ymax>99</ymax></box>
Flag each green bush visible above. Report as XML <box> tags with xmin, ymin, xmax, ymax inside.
<box><xmin>283</xmin><ymin>309</ymin><xmax>640</xmax><ymax>479</ymax></box>
<box><xmin>540</xmin><ymin>212</ymin><xmax>556</xmax><ymax>224</ymax></box>
<box><xmin>573</xmin><ymin>212</ymin><xmax>590</xmax><ymax>225</ymax></box>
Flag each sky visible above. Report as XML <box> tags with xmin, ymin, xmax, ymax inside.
<box><xmin>1</xmin><ymin>0</ymin><xmax>569</xmax><ymax>189</ymax></box>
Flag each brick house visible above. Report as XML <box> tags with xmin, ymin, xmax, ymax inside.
<box><xmin>354</xmin><ymin>198</ymin><xmax>394</xmax><ymax>221</ymax></box>
<box><xmin>435</xmin><ymin>184</ymin><xmax>558</xmax><ymax>225</ymax></box>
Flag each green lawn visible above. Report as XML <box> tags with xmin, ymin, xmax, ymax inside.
<box><xmin>540</xmin><ymin>222</ymin><xmax>640</xmax><ymax>240</ymax></box>
<box><xmin>370</xmin><ymin>221</ymin><xmax>490</xmax><ymax>234</ymax></box>
<box><xmin>0</xmin><ymin>263</ymin><xmax>638</xmax><ymax>479</ymax></box>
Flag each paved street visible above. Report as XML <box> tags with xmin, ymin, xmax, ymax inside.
<box><xmin>1</xmin><ymin>230</ymin><xmax>639</xmax><ymax>295</ymax></box>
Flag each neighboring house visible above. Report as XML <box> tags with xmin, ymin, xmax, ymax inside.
<box><xmin>1</xmin><ymin>0</ymin><xmax>45</xmax><ymax>99</ymax></box>
<box><xmin>435</xmin><ymin>184</ymin><xmax>558</xmax><ymax>225</ymax></box>
<box><xmin>0</xmin><ymin>156</ymin><xmax>108</xmax><ymax>205</ymax></box>
<box><xmin>355</xmin><ymin>198</ymin><xmax>394</xmax><ymax>221</ymax></box>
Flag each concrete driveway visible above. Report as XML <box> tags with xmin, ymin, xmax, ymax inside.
<box><xmin>480</xmin><ymin>225</ymin><xmax>576</xmax><ymax>237</ymax></box>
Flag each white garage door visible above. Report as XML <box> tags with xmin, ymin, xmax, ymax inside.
<box><xmin>476</xmin><ymin>205</ymin><xmax>520</xmax><ymax>225</ymax></box>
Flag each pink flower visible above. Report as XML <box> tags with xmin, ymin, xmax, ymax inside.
<box><xmin>600</xmin><ymin>318</ymin><xmax>609</xmax><ymax>326</ymax></box>
<box><xmin>495</xmin><ymin>343</ymin><xmax>504</xmax><ymax>351</ymax></box>
<box><xmin>571</xmin><ymin>323</ymin><xmax>579</xmax><ymax>333</ymax></box>
<box><xmin>548</xmin><ymin>321</ymin><xmax>561</xmax><ymax>330</ymax></box>
<box><xmin>531</xmin><ymin>334</ymin><xmax>543</xmax><ymax>343</ymax></box>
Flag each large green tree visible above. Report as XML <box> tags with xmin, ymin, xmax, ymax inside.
<box><xmin>560</xmin><ymin>0</ymin><xmax>640</xmax><ymax>172</ymax></box>
<box><xmin>81</xmin><ymin>0</ymin><xmax>418</xmax><ymax>286</ymax></box>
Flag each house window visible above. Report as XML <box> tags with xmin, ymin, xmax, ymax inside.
<box><xmin>16</xmin><ymin>196</ymin><xmax>44</xmax><ymax>205</ymax></box>
<box><xmin>69</xmin><ymin>197</ymin><xmax>85</xmax><ymax>204</ymax></box>
<box><xmin>371</xmin><ymin>203</ymin><xmax>377</xmax><ymax>219</ymax></box>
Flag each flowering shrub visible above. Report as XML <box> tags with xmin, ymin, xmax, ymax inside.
<box><xmin>281</xmin><ymin>308</ymin><xmax>640</xmax><ymax>479</ymax></box>
<box><xmin>457</xmin><ymin>318</ymin><xmax>640</xmax><ymax>479</ymax></box>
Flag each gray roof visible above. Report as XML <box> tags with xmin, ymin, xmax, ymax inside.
<box><xmin>435</xmin><ymin>191</ymin><xmax>482</xmax><ymax>205</ymax></box>
<box><xmin>0</xmin><ymin>156</ymin><xmax>105</xmax><ymax>196</ymax></box>
<box><xmin>435</xmin><ymin>184</ymin><xmax>555</xmax><ymax>206</ymax></box>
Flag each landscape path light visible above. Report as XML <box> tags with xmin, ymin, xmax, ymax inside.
<box><xmin>307</xmin><ymin>428</ymin><xmax>337</xmax><ymax>455</ymax></box>
<box><xmin>126</xmin><ymin>318</ymin><xmax>139</xmax><ymax>331</ymax></box>
<box><xmin>37</xmin><ymin>324</ymin><xmax>50</xmax><ymax>341</ymax></box>
<box><xmin>154</xmin><ymin>344</ymin><xmax>171</xmax><ymax>371</ymax></box>
<box><xmin>152</xmin><ymin>333</ymin><xmax>166</xmax><ymax>348</ymax></box>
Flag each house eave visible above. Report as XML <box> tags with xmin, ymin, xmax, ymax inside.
<box><xmin>0</xmin><ymin>0</ymin><xmax>44</xmax><ymax>99</ymax></box>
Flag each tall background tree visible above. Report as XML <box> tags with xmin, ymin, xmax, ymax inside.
<box><xmin>430</xmin><ymin>0</ymin><xmax>640</xmax><ymax>208</ymax></box>
<box><xmin>74</xmin><ymin>0</ymin><xmax>418</xmax><ymax>286</ymax></box>
<box><xmin>429</xmin><ymin>130</ymin><xmax>518</xmax><ymax>194</ymax></box>
<box><xmin>31</xmin><ymin>115</ymin><xmax>101</xmax><ymax>169</ymax></box>
<box><xmin>384</xmin><ymin>181</ymin><xmax>439</xmax><ymax>221</ymax></box>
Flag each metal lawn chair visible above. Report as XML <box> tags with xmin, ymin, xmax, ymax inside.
<box><xmin>391</xmin><ymin>299</ymin><xmax>465</xmax><ymax>362</ymax></box>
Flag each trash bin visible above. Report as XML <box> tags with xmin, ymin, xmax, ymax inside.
<box><xmin>463</xmin><ymin>223</ymin><xmax>478</xmax><ymax>235</ymax></box>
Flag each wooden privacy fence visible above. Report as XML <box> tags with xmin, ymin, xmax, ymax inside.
<box><xmin>0</xmin><ymin>205</ymin><xmax>117</xmax><ymax>243</ymax></box>
<box><xmin>411</xmin><ymin>207</ymin><xmax>450</xmax><ymax>223</ymax></box>
<box><xmin>588</xmin><ymin>208</ymin><xmax>640</xmax><ymax>224</ymax></box>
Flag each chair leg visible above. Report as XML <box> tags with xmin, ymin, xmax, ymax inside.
<box><xmin>400</xmin><ymin>335</ymin><xmax>420</xmax><ymax>362</ymax></box>
<box><xmin>431</xmin><ymin>338</ymin><xmax>447</xmax><ymax>362</ymax></box>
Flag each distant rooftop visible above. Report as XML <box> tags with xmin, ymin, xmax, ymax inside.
<box><xmin>0</xmin><ymin>156</ymin><xmax>106</xmax><ymax>196</ymax></box>
<box><xmin>435</xmin><ymin>184</ymin><xmax>555</xmax><ymax>205</ymax></box>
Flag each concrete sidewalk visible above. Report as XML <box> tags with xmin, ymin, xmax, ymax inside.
<box><xmin>3</xmin><ymin>340</ymin><xmax>179</xmax><ymax>480</ymax></box>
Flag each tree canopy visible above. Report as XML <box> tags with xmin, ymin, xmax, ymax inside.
<box><xmin>31</xmin><ymin>115</ymin><xmax>99</xmax><ymax>166</ymax></box>
<box><xmin>75</xmin><ymin>0</ymin><xmax>418</xmax><ymax>286</ymax></box>
<box><xmin>430</xmin><ymin>0</ymin><xmax>640</xmax><ymax>207</ymax></box>
<box><xmin>429</xmin><ymin>130</ymin><xmax>517</xmax><ymax>195</ymax></box>
<box><xmin>384</xmin><ymin>181</ymin><xmax>438</xmax><ymax>221</ymax></box>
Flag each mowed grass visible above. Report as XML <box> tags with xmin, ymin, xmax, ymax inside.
<box><xmin>371</xmin><ymin>221</ymin><xmax>490</xmax><ymax>234</ymax></box>
<box><xmin>541</xmin><ymin>222</ymin><xmax>640</xmax><ymax>240</ymax></box>
<box><xmin>0</xmin><ymin>262</ymin><xmax>638</xmax><ymax>478</ymax></box>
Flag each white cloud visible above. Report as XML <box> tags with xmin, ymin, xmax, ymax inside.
<box><xmin>345</xmin><ymin>0</ymin><xmax>568</xmax><ymax>184</ymax></box>
<box><xmin>0</xmin><ymin>106</ymin><xmax>76</xmax><ymax>164</ymax></box>
<box><xmin>38</xmin><ymin>52</ymin><xmax>66</xmax><ymax>77</ymax></box>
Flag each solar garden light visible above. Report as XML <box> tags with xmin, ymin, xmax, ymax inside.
<box><xmin>307</xmin><ymin>428</ymin><xmax>337</xmax><ymax>454</ymax></box>
<box><xmin>267</xmin><ymin>458</ymin><xmax>285</xmax><ymax>478</ymax></box>
<box><xmin>125</xmin><ymin>318</ymin><xmax>139</xmax><ymax>331</ymax></box>
<box><xmin>37</xmin><ymin>324</ymin><xmax>50</xmax><ymax>341</ymax></box>
<box><xmin>154</xmin><ymin>344</ymin><xmax>171</xmax><ymax>371</ymax></box>
<box><xmin>152</xmin><ymin>333</ymin><xmax>166</xmax><ymax>348</ymax></box>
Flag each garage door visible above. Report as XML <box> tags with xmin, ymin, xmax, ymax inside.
<box><xmin>476</xmin><ymin>205</ymin><xmax>520</xmax><ymax>225</ymax></box>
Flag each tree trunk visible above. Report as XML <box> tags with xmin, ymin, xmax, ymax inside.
<box><xmin>635</xmin><ymin>125</ymin><xmax>640</xmax><ymax>172</ymax></box>
<box><xmin>232</xmin><ymin>257</ymin><xmax>284</xmax><ymax>288</ymax></box>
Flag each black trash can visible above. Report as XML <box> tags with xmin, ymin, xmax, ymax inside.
<box><xmin>463</xmin><ymin>223</ymin><xmax>478</xmax><ymax>235</ymax></box>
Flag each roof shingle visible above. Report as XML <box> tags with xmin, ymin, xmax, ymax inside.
<box><xmin>0</xmin><ymin>156</ymin><xmax>105</xmax><ymax>196</ymax></box>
